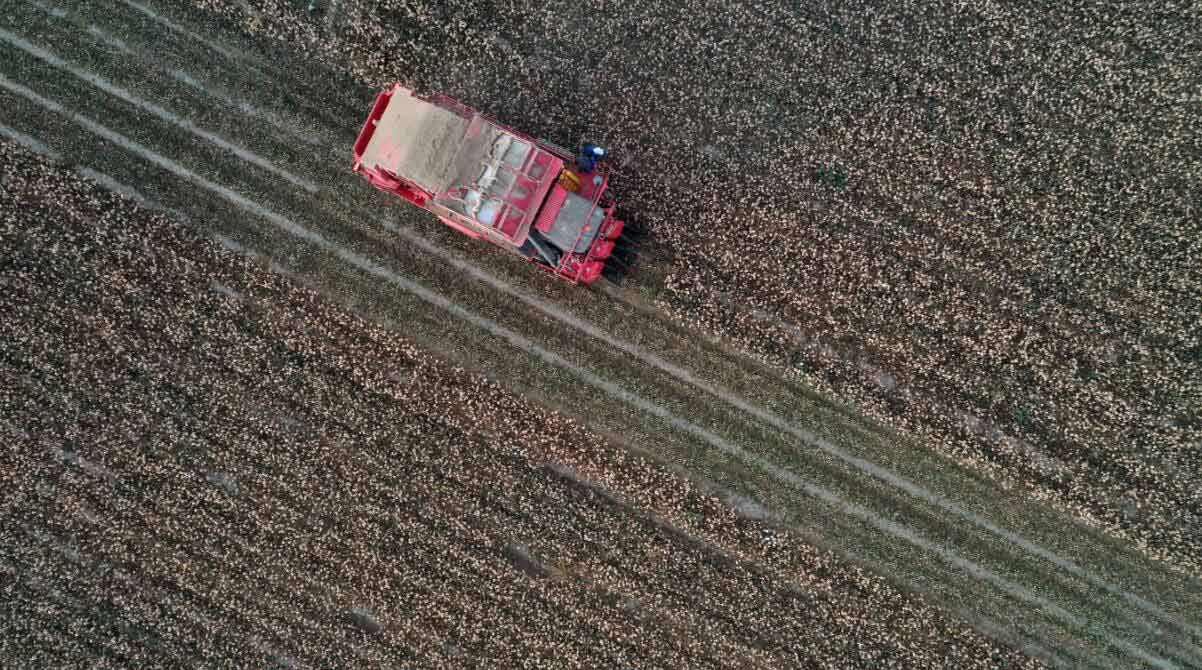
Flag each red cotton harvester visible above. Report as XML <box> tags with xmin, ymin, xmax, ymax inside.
<box><xmin>352</xmin><ymin>84</ymin><xmax>639</xmax><ymax>285</ymax></box>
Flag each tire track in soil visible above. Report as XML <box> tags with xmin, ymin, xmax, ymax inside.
<box><xmin>0</xmin><ymin>123</ymin><xmax>61</xmax><ymax>159</ymax></box>
<box><xmin>47</xmin><ymin>8</ymin><xmax>1194</xmax><ymax>652</ymax></box>
<box><xmin>0</xmin><ymin>74</ymin><xmax>1144</xmax><ymax>670</ymax></box>
<box><xmin>0</xmin><ymin>26</ymin><xmax>318</xmax><ymax>193</ymax></box>
<box><xmin>13</xmin><ymin>8</ymin><xmax>1192</xmax><ymax>629</ymax></box>
<box><xmin>0</xmin><ymin>72</ymin><xmax>1182</xmax><ymax>669</ymax></box>
<box><xmin>0</xmin><ymin>193</ymin><xmax>937</xmax><ymax>668</ymax></box>
<box><xmin>0</xmin><ymin>108</ymin><xmax>1173</xmax><ymax>668</ymax></box>
<box><xmin>4</xmin><ymin>194</ymin><xmax>1081</xmax><ymax>663</ymax></box>
<box><xmin>31</xmin><ymin>15</ymin><xmax>1193</xmax><ymax>658</ymax></box>
<box><xmin>4</xmin><ymin>7</ymin><xmax>1197</xmax><ymax>659</ymax></box>
<box><xmin>1</xmin><ymin>187</ymin><xmax>1064</xmax><ymax>669</ymax></box>
<box><xmin>3</xmin><ymin>228</ymin><xmax>778</xmax><ymax>669</ymax></box>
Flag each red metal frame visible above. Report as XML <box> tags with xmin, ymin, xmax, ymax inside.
<box><xmin>352</xmin><ymin>87</ymin><xmax>432</xmax><ymax>207</ymax></box>
<box><xmin>353</xmin><ymin>84</ymin><xmax>622</xmax><ymax>286</ymax></box>
<box><xmin>541</xmin><ymin>162</ymin><xmax>620</xmax><ymax>284</ymax></box>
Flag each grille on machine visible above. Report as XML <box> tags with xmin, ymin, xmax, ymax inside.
<box><xmin>535</xmin><ymin>184</ymin><xmax>569</xmax><ymax>234</ymax></box>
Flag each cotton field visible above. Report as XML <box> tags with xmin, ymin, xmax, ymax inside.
<box><xmin>1</xmin><ymin>142</ymin><xmax>1045</xmax><ymax>668</ymax></box>
<box><xmin>3</xmin><ymin>0</ymin><xmax>1200</xmax><ymax>666</ymax></box>
<box><xmin>180</xmin><ymin>0</ymin><xmax>1201</xmax><ymax>576</ymax></box>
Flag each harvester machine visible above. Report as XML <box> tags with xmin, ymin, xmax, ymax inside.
<box><xmin>352</xmin><ymin>84</ymin><xmax>639</xmax><ymax>285</ymax></box>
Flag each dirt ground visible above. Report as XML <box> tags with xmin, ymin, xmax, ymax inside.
<box><xmin>1</xmin><ymin>143</ymin><xmax>1046</xmax><ymax>669</ymax></box>
<box><xmin>1</xmin><ymin>0</ymin><xmax>1199</xmax><ymax>668</ymax></box>
<box><xmin>186</xmin><ymin>0</ymin><xmax>1201</xmax><ymax>578</ymax></box>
